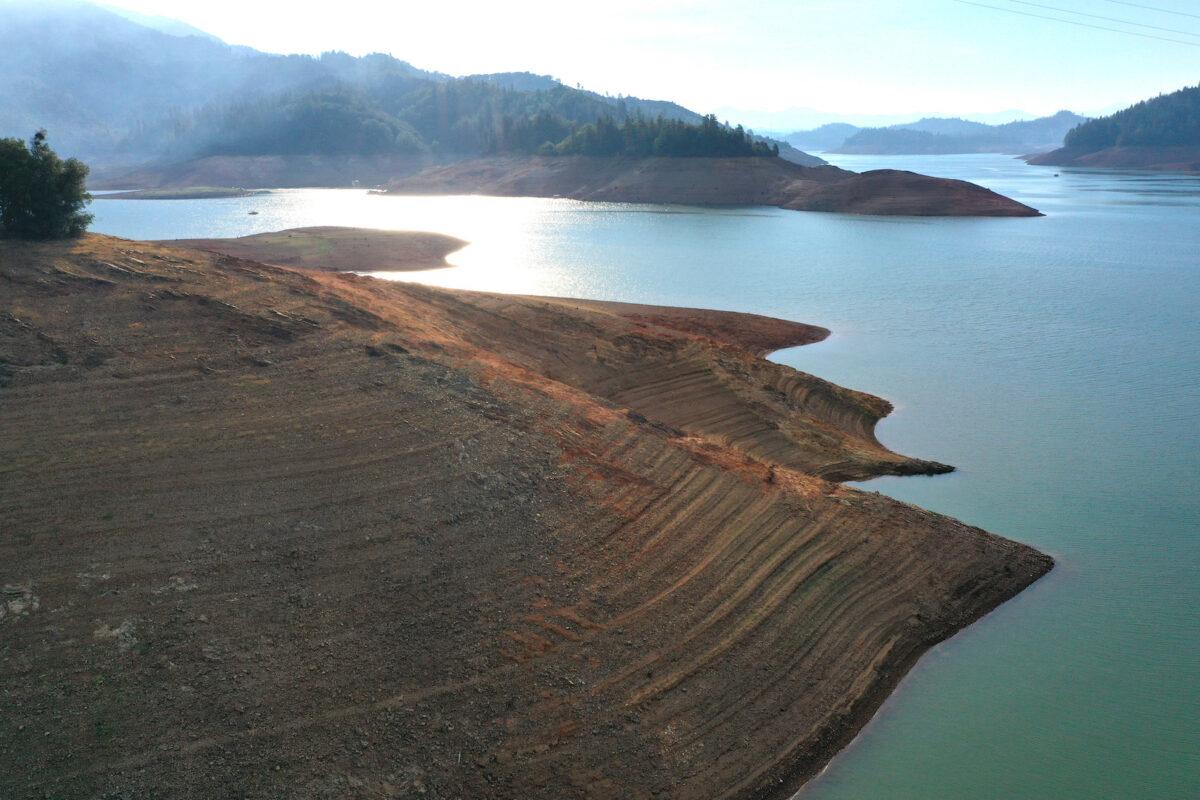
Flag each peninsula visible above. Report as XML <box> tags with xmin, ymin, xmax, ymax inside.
<box><xmin>1</xmin><ymin>231</ymin><xmax>1051</xmax><ymax>800</ymax></box>
<box><xmin>386</xmin><ymin>155</ymin><xmax>1042</xmax><ymax>216</ymax></box>
<box><xmin>1028</xmin><ymin>84</ymin><xmax>1200</xmax><ymax>173</ymax></box>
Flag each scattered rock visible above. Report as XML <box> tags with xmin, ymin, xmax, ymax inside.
<box><xmin>1</xmin><ymin>581</ymin><xmax>39</xmax><ymax>622</ymax></box>
<box><xmin>93</xmin><ymin>619</ymin><xmax>137</xmax><ymax>652</ymax></box>
<box><xmin>77</xmin><ymin>571</ymin><xmax>112</xmax><ymax>588</ymax></box>
<box><xmin>152</xmin><ymin>575</ymin><xmax>198</xmax><ymax>595</ymax></box>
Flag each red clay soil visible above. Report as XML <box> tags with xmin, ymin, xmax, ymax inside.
<box><xmin>0</xmin><ymin>235</ymin><xmax>1051</xmax><ymax>800</ymax></box>
<box><xmin>385</xmin><ymin>155</ymin><xmax>1042</xmax><ymax>217</ymax></box>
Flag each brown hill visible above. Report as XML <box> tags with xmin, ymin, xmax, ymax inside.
<box><xmin>1</xmin><ymin>234</ymin><xmax>1050</xmax><ymax>799</ymax></box>
<box><xmin>1027</xmin><ymin>145</ymin><xmax>1200</xmax><ymax>172</ymax></box>
<box><xmin>386</xmin><ymin>155</ymin><xmax>1042</xmax><ymax>217</ymax></box>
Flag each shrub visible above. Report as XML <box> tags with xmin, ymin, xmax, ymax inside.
<box><xmin>0</xmin><ymin>130</ymin><xmax>93</xmax><ymax>239</ymax></box>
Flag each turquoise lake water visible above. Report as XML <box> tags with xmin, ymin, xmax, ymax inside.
<box><xmin>91</xmin><ymin>154</ymin><xmax>1199</xmax><ymax>799</ymax></box>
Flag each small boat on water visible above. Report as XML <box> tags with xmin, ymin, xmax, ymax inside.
<box><xmin>248</xmin><ymin>210</ymin><xmax>259</xmax><ymax>215</ymax></box>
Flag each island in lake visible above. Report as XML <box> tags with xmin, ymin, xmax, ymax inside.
<box><xmin>385</xmin><ymin>155</ymin><xmax>1041</xmax><ymax>217</ymax></box>
<box><xmin>95</xmin><ymin>113</ymin><xmax>1042</xmax><ymax>217</ymax></box>
<box><xmin>0</xmin><ymin>229</ymin><xmax>1052</xmax><ymax>799</ymax></box>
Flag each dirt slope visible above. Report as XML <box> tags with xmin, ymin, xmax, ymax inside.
<box><xmin>0</xmin><ymin>235</ymin><xmax>1051</xmax><ymax>800</ymax></box>
<box><xmin>1027</xmin><ymin>144</ymin><xmax>1200</xmax><ymax>172</ymax></box>
<box><xmin>385</xmin><ymin>156</ymin><xmax>1042</xmax><ymax>217</ymax></box>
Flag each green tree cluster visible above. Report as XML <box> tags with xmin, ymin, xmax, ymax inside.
<box><xmin>1065</xmin><ymin>84</ymin><xmax>1200</xmax><ymax>150</ymax></box>
<box><xmin>144</xmin><ymin>79</ymin><xmax>641</xmax><ymax>159</ymax></box>
<box><xmin>551</xmin><ymin>114</ymin><xmax>777</xmax><ymax>158</ymax></box>
<box><xmin>134</xmin><ymin>76</ymin><xmax>768</xmax><ymax>162</ymax></box>
<box><xmin>199</xmin><ymin>89</ymin><xmax>426</xmax><ymax>156</ymax></box>
<box><xmin>0</xmin><ymin>131</ymin><xmax>92</xmax><ymax>240</ymax></box>
<box><xmin>481</xmin><ymin>113</ymin><xmax>778</xmax><ymax>158</ymax></box>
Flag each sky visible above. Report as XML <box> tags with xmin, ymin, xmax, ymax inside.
<box><xmin>98</xmin><ymin>0</ymin><xmax>1200</xmax><ymax>128</ymax></box>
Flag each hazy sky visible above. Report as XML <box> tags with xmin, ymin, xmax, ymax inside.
<box><xmin>100</xmin><ymin>0</ymin><xmax>1199</xmax><ymax>126</ymax></box>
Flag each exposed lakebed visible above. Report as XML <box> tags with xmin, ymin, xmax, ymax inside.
<box><xmin>89</xmin><ymin>154</ymin><xmax>1200</xmax><ymax>798</ymax></box>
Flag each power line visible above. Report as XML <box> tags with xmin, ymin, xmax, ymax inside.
<box><xmin>950</xmin><ymin>0</ymin><xmax>1200</xmax><ymax>47</ymax></box>
<box><xmin>1097</xmin><ymin>0</ymin><xmax>1200</xmax><ymax>21</ymax></box>
<box><xmin>1005</xmin><ymin>0</ymin><xmax>1200</xmax><ymax>37</ymax></box>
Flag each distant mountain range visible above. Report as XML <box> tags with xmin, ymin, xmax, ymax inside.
<box><xmin>0</xmin><ymin>1</ymin><xmax>822</xmax><ymax>170</ymax></box>
<box><xmin>1029</xmin><ymin>84</ymin><xmax>1200</xmax><ymax>172</ymax></box>
<box><xmin>716</xmin><ymin>107</ymin><xmax>1041</xmax><ymax>133</ymax></box>
<box><xmin>783</xmin><ymin>123</ymin><xmax>861</xmax><ymax>153</ymax></box>
<box><xmin>785</xmin><ymin>111</ymin><xmax>1087</xmax><ymax>155</ymax></box>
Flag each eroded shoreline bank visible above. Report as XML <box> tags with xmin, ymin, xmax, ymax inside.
<box><xmin>0</xmin><ymin>231</ymin><xmax>1050</xmax><ymax>799</ymax></box>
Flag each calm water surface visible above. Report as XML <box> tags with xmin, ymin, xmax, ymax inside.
<box><xmin>91</xmin><ymin>154</ymin><xmax>1199</xmax><ymax>799</ymax></box>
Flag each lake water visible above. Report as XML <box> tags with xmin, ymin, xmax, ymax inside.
<box><xmin>90</xmin><ymin>154</ymin><xmax>1199</xmax><ymax>799</ymax></box>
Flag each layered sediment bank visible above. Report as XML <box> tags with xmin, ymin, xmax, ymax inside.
<box><xmin>0</xmin><ymin>234</ymin><xmax>1050</xmax><ymax>799</ymax></box>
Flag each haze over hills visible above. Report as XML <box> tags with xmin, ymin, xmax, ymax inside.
<box><xmin>469</xmin><ymin>72</ymin><xmax>705</xmax><ymax>126</ymax></box>
<box><xmin>0</xmin><ymin>1</ymin><xmax>1059</xmax><ymax>217</ymax></box>
<box><xmin>1029</xmin><ymin>84</ymin><xmax>1200</xmax><ymax>172</ymax></box>
<box><xmin>717</xmin><ymin>107</ymin><xmax>1042</xmax><ymax>134</ymax></box>
<box><xmin>785</xmin><ymin>111</ymin><xmax>1087</xmax><ymax>155</ymax></box>
<box><xmin>100</xmin><ymin>3</ymin><xmax>222</xmax><ymax>41</ymax></box>
<box><xmin>783</xmin><ymin>123</ymin><xmax>863</xmax><ymax>153</ymax></box>
<box><xmin>0</xmin><ymin>1</ymin><xmax>822</xmax><ymax>173</ymax></box>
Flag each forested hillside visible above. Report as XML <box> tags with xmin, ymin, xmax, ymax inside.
<box><xmin>551</xmin><ymin>115</ymin><xmax>778</xmax><ymax>157</ymax></box>
<box><xmin>784</xmin><ymin>123</ymin><xmax>861</xmax><ymax>152</ymax></box>
<box><xmin>0</xmin><ymin>2</ymin><xmax>811</xmax><ymax>166</ymax></box>
<box><xmin>1063</xmin><ymin>85</ymin><xmax>1200</xmax><ymax>149</ymax></box>
<box><xmin>1027</xmin><ymin>85</ymin><xmax>1200</xmax><ymax>171</ymax></box>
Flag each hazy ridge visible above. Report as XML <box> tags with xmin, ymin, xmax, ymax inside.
<box><xmin>0</xmin><ymin>1</ymin><xmax>818</xmax><ymax>169</ymax></box>
<box><xmin>785</xmin><ymin>111</ymin><xmax>1086</xmax><ymax>155</ymax></box>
